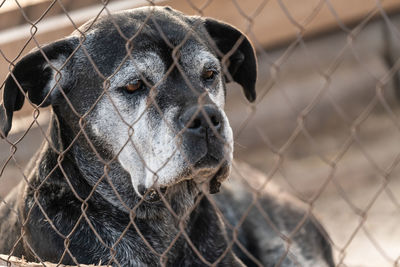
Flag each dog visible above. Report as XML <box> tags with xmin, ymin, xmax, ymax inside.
<box><xmin>0</xmin><ymin>6</ymin><xmax>334</xmax><ymax>266</ymax></box>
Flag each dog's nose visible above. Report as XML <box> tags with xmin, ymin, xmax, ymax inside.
<box><xmin>180</xmin><ymin>105</ymin><xmax>223</xmax><ymax>136</ymax></box>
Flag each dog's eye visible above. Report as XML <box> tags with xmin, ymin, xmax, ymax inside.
<box><xmin>125</xmin><ymin>80</ymin><xmax>143</xmax><ymax>93</ymax></box>
<box><xmin>202</xmin><ymin>69</ymin><xmax>217</xmax><ymax>82</ymax></box>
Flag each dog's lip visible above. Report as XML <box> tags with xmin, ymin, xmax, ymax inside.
<box><xmin>191</xmin><ymin>167</ymin><xmax>219</xmax><ymax>184</ymax></box>
<box><xmin>194</xmin><ymin>154</ymin><xmax>221</xmax><ymax>167</ymax></box>
<box><xmin>139</xmin><ymin>163</ymin><xmax>228</xmax><ymax>203</ymax></box>
<box><xmin>173</xmin><ymin>161</ymin><xmax>223</xmax><ymax>185</ymax></box>
<box><xmin>139</xmin><ymin>156</ymin><xmax>229</xmax><ymax>203</ymax></box>
<box><xmin>209</xmin><ymin>163</ymin><xmax>230</xmax><ymax>194</ymax></box>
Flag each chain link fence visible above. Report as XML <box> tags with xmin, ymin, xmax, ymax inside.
<box><xmin>1</xmin><ymin>0</ymin><xmax>400</xmax><ymax>266</ymax></box>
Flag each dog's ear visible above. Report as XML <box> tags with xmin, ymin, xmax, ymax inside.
<box><xmin>0</xmin><ymin>37</ymin><xmax>77</xmax><ymax>137</ymax></box>
<box><xmin>204</xmin><ymin>18</ymin><xmax>257</xmax><ymax>102</ymax></box>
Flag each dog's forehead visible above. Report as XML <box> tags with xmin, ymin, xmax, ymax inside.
<box><xmin>75</xmin><ymin>7</ymin><xmax>215</xmax><ymax>75</ymax></box>
<box><xmin>109</xmin><ymin>51</ymin><xmax>165</xmax><ymax>86</ymax></box>
<box><xmin>179</xmin><ymin>44</ymin><xmax>220</xmax><ymax>72</ymax></box>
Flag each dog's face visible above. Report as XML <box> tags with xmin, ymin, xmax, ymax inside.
<box><xmin>0</xmin><ymin>6</ymin><xmax>256</xmax><ymax>198</ymax></box>
<box><xmin>90</xmin><ymin>44</ymin><xmax>233</xmax><ymax>195</ymax></box>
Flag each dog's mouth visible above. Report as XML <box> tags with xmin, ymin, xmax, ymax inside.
<box><xmin>139</xmin><ymin>159</ymin><xmax>230</xmax><ymax>203</ymax></box>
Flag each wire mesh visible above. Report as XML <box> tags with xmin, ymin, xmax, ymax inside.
<box><xmin>0</xmin><ymin>0</ymin><xmax>400</xmax><ymax>266</ymax></box>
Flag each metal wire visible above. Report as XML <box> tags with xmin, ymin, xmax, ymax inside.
<box><xmin>0</xmin><ymin>0</ymin><xmax>400</xmax><ymax>266</ymax></box>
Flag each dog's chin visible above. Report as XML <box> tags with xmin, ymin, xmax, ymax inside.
<box><xmin>139</xmin><ymin>158</ymin><xmax>231</xmax><ymax>203</ymax></box>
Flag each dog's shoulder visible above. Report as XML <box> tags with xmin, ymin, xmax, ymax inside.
<box><xmin>215</xmin><ymin>162</ymin><xmax>334</xmax><ymax>267</ymax></box>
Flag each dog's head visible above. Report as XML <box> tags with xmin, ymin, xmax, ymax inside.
<box><xmin>0</xmin><ymin>6</ymin><xmax>256</xmax><ymax>199</ymax></box>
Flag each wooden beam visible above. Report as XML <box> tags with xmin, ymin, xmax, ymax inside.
<box><xmin>0</xmin><ymin>254</ymin><xmax>105</xmax><ymax>267</ymax></box>
<box><xmin>0</xmin><ymin>0</ymin><xmax>100</xmax><ymax>31</ymax></box>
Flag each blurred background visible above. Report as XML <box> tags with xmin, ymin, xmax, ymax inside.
<box><xmin>1</xmin><ymin>0</ymin><xmax>400</xmax><ymax>266</ymax></box>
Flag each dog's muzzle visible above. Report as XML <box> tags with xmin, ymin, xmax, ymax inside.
<box><xmin>138</xmin><ymin>104</ymin><xmax>231</xmax><ymax>202</ymax></box>
<box><xmin>179</xmin><ymin>104</ymin><xmax>228</xmax><ymax>163</ymax></box>
<box><xmin>179</xmin><ymin>104</ymin><xmax>230</xmax><ymax>188</ymax></box>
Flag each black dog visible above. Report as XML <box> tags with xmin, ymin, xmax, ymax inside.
<box><xmin>0</xmin><ymin>6</ymin><xmax>333</xmax><ymax>266</ymax></box>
